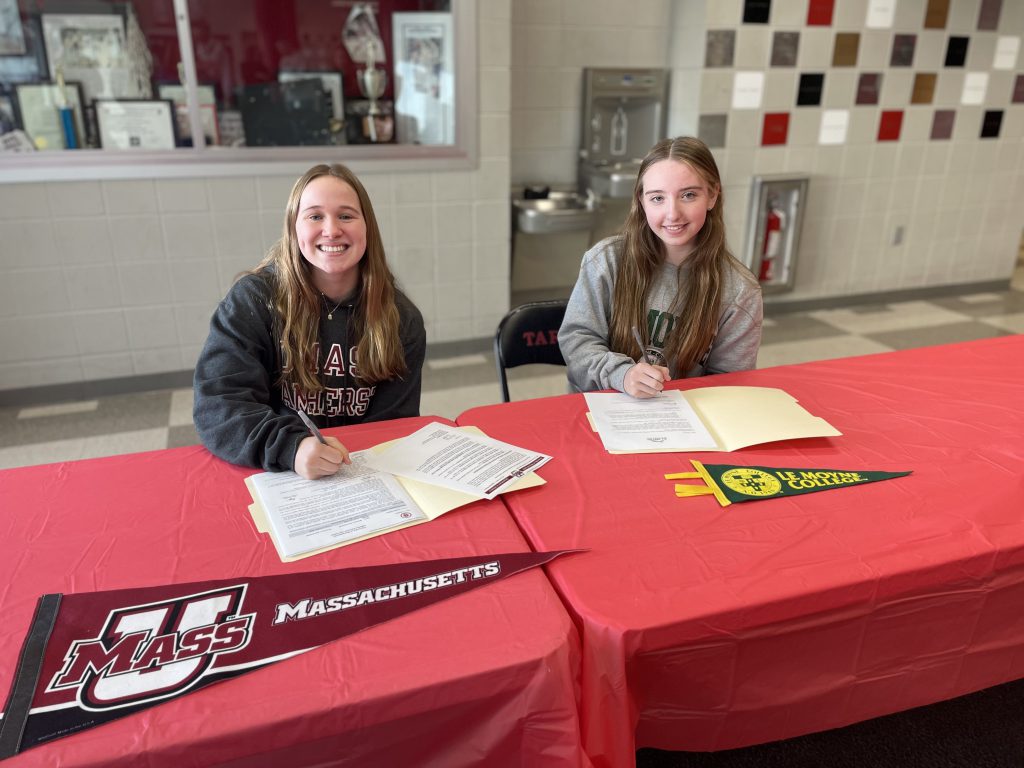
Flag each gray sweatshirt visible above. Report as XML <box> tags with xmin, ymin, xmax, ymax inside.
<box><xmin>558</xmin><ymin>236</ymin><xmax>763</xmax><ymax>393</ymax></box>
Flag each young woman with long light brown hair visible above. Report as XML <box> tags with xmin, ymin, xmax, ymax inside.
<box><xmin>194</xmin><ymin>163</ymin><xmax>425</xmax><ymax>479</ymax></box>
<box><xmin>559</xmin><ymin>136</ymin><xmax>762</xmax><ymax>397</ymax></box>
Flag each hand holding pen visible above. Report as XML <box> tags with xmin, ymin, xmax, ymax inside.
<box><xmin>293</xmin><ymin>410</ymin><xmax>351</xmax><ymax>480</ymax></box>
<box><xmin>624</xmin><ymin>326</ymin><xmax>670</xmax><ymax>399</ymax></box>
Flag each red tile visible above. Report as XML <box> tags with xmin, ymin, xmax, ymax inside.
<box><xmin>807</xmin><ymin>0</ymin><xmax>835</xmax><ymax>25</ymax></box>
<box><xmin>878</xmin><ymin>110</ymin><xmax>903</xmax><ymax>141</ymax></box>
<box><xmin>762</xmin><ymin>112</ymin><xmax>790</xmax><ymax>145</ymax></box>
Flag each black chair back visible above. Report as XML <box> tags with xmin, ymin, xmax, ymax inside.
<box><xmin>493</xmin><ymin>300</ymin><xmax>568</xmax><ymax>402</ymax></box>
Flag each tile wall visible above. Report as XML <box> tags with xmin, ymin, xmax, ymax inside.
<box><xmin>510</xmin><ymin>0</ymin><xmax>1024</xmax><ymax>304</ymax></box>
<box><xmin>0</xmin><ymin>0</ymin><xmax>512</xmax><ymax>393</ymax></box>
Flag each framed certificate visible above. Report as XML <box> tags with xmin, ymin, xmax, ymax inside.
<box><xmin>95</xmin><ymin>98</ymin><xmax>176</xmax><ymax>150</ymax></box>
<box><xmin>13</xmin><ymin>81</ymin><xmax>86</xmax><ymax>150</ymax></box>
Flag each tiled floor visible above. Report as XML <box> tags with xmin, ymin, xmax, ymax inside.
<box><xmin>1</xmin><ymin>266</ymin><xmax>1022</xmax><ymax>470</ymax></box>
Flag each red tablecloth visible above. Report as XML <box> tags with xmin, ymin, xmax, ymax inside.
<box><xmin>0</xmin><ymin>416</ymin><xmax>588</xmax><ymax>768</ymax></box>
<box><xmin>458</xmin><ymin>336</ymin><xmax>1024</xmax><ymax>767</ymax></box>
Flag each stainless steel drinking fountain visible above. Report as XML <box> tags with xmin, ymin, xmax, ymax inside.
<box><xmin>577</xmin><ymin>67</ymin><xmax>670</xmax><ymax>243</ymax></box>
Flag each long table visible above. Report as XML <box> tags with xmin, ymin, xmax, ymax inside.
<box><xmin>0</xmin><ymin>416</ymin><xmax>588</xmax><ymax>767</ymax></box>
<box><xmin>458</xmin><ymin>335</ymin><xmax>1024</xmax><ymax>767</ymax></box>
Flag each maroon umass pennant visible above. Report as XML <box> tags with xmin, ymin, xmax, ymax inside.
<box><xmin>0</xmin><ymin>550</ymin><xmax>576</xmax><ymax>758</ymax></box>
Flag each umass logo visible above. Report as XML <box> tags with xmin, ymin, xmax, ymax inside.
<box><xmin>45</xmin><ymin>585</ymin><xmax>255</xmax><ymax>711</ymax></box>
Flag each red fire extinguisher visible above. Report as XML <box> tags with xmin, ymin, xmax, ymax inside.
<box><xmin>759</xmin><ymin>199</ymin><xmax>785</xmax><ymax>283</ymax></box>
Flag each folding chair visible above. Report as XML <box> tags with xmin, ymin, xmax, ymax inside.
<box><xmin>493</xmin><ymin>300</ymin><xmax>568</xmax><ymax>403</ymax></box>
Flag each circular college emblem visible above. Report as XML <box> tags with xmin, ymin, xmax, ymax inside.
<box><xmin>719</xmin><ymin>468</ymin><xmax>782</xmax><ymax>497</ymax></box>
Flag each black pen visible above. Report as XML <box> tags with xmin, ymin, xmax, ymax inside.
<box><xmin>297</xmin><ymin>410</ymin><xmax>327</xmax><ymax>445</ymax></box>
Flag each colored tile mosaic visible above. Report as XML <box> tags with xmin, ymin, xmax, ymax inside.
<box><xmin>891</xmin><ymin>34</ymin><xmax>916</xmax><ymax>66</ymax></box>
<box><xmin>807</xmin><ymin>0</ymin><xmax>834</xmax><ymax>26</ymax></box>
<box><xmin>981</xmin><ymin>110</ymin><xmax>1003</xmax><ymax>138</ymax></box>
<box><xmin>856</xmin><ymin>73</ymin><xmax>882</xmax><ymax>105</ymax></box>
<box><xmin>798</xmin><ymin>73</ymin><xmax>824</xmax><ymax>106</ymax></box>
<box><xmin>878</xmin><ymin>110</ymin><xmax>903</xmax><ymax>141</ymax></box>
<box><xmin>931</xmin><ymin>109</ymin><xmax>955</xmax><ymax>139</ymax></box>
<box><xmin>911</xmin><ymin>73</ymin><xmax>937</xmax><ymax>104</ymax></box>
<box><xmin>945</xmin><ymin>36</ymin><xmax>968</xmax><ymax>67</ymax></box>
<box><xmin>706</xmin><ymin>30</ymin><xmax>736</xmax><ymax>67</ymax></box>
<box><xmin>833</xmin><ymin>32</ymin><xmax>859</xmax><ymax>66</ymax></box>
<box><xmin>743</xmin><ymin>0</ymin><xmax>771</xmax><ymax>24</ymax></box>
<box><xmin>762</xmin><ymin>112</ymin><xmax>790</xmax><ymax>145</ymax></box>
<box><xmin>977</xmin><ymin>0</ymin><xmax>1002</xmax><ymax>31</ymax></box>
<box><xmin>924</xmin><ymin>0</ymin><xmax>950</xmax><ymax>29</ymax></box>
<box><xmin>771</xmin><ymin>31</ymin><xmax>799</xmax><ymax>66</ymax></box>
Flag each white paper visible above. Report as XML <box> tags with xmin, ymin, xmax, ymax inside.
<box><xmin>994</xmin><ymin>36</ymin><xmax>1020</xmax><ymax>70</ymax></box>
<box><xmin>365</xmin><ymin>422</ymin><xmax>552</xmax><ymax>500</ymax></box>
<box><xmin>961</xmin><ymin>72</ymin><xmax>988</xmax><ymax>105</ymax></box>
<box><xmin>819</xmin><ymin>109</ymin><xmax>849</xmax><ymax>145</ymax></box>
<box><xmin>584</xmin><ymin>390</ymin><xmax>718</xmax><ymax>452</ymax></box>
<box><xmin>249</xmin><ymin>451</ymin><xmax>425</xmax><ymax>558</ymax></box>
<box><xmin>865</xmin><ymin>0</ymin><xmax>895</xmax><ymax>28</ymax></box>
<box><xmin>732</xmin><ymin>72</ymin><xmax>764</xmax><ymax>110</ymax></box>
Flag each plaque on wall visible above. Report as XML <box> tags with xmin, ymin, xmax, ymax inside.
<box><xmin>238</xmin><ymin>80</ymin><xmax>332</xmax><ymax>147</ymax></box>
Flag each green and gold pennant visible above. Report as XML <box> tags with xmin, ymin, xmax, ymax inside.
<box><xmin>665</xmin><ymin>461</ymin><xmax>911</xmax><ymax>507</ymax></box>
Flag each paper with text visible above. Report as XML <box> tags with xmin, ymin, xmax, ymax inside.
<box><xmin>365</xmin><ymin>422</ymin><xmax>552</xmax><ymax>499</ymax></box>
<box><xmin>586</xmin><ymin>386</ymin><xmax>841</xmax><ymax>453</ymax></box>
<box><xmin>248</xmin><ymin>452</ymin><xmax>425</xmax><ymax>558</ymax></box>
<box><xmin>585</xmin><ymin>390</ymin><xmax>719</xmax><ymax>452</ymax></box>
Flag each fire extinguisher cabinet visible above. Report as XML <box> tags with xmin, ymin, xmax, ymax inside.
<box><xmin>741</xmin><ymin>174</ymin><xmax>809</xmax><ymax>294</ymax></box>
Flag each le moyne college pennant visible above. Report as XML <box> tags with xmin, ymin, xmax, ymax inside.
<box><xmin>666</xmin><ymin>460</ymin><xmax>911</xmax><ymax>506</ymax></box>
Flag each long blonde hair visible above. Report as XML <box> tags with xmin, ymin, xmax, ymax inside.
<box><xmin>611</xmin><ymin>136</ymin><xmax>730</xmax><ymax>374</ymax></box>
<box><xmin>253</xmin><ymin>163</ymin><xmax>406</xmax><ymax>392</ymax></box>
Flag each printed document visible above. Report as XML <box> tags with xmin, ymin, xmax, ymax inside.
<box><xmin>365</xmin><ymin>423</ymin><xmax>552</xmax><ymax>499</ymax></box>
<box><xmin>585</xmin><ymin>390</ymin><xmax>719</xmax><ymax>452</ymax></box>
<box><xmin>248</xmin><ymin>452</ymin><xmax>425</xmax><ymax>558</ymax></box>
<box><xmin>586</xmin><ymin>386</ymin><xmax>841</xmax><ymax>453</ymax></box>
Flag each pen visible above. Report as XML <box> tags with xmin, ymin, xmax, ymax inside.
<box><xmin>631</xmin><ymin>326</ymin><xmax>653</xmax><ymax>365</ymax></box>
<box><xmin>297</xmin><ymin>410</ymin><xmax>327</xmax><ymax>445</ymax></box>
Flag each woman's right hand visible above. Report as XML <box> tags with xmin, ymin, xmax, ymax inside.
<box><xmin>624</xmin><ymin>363</ymin><xmax>670</xmax><ymax>398</ymax></box>
<box><xmin>294</xmin><ymin>435</ymin><xmax>351</xmax><ymax>479</ymax></box>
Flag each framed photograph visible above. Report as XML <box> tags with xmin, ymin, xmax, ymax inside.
<box><xmin>41</xmin><ymin>13</ymin><xmax>133</xmax><ymax>103</ymax></box>
<box><xmin>157</xmin><ymin>83</ymin><xmax>219</xmax><ymax>146</ymax></box>
<box><xmin>95</xmin><ymin>98</ymin><xmax>177</xmax><ymax>150</ymax></box>
<box><xmin>0</xmin><ymin>0</ymin><xmax>25</xmax><ymax>55</ymax></box>
<box><xmin>391</xmin><ymin>12</ymin><xmax>455</xmax><ymax>146</ymax></box>
<box><xmin>278</xmin><ymin>71</ymin><xmax>344</xmax><ymax>122</ymax></box>
<box><xmin>0</xmin><ymin>15</ymin><xmax>47</xmax><ymax>84</ymax></box>
<box><xmin>13</xmin><ymin>81</ymin><xmax>86</xmax><ymax>150</ymax></box>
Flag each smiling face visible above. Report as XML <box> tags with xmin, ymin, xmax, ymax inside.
<box><xmin>640</xmin><ymin>159</ymin><xmax>719</xmax><ymax>265</ymax></box>
<box><xmin>295</xmin><ymin>175</ymin><xmax>367</xmax><ymax>298</ymax></box>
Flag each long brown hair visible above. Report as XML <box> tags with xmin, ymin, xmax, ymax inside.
<box><xmin>610</xmin><ymin>136</ymin><xmax>730</xmax><ymax>374</ymax></box>
<box><xmin>253</xmin><ymin>163</ymin><xmax>406</xmax><ymax>392</ymax></box>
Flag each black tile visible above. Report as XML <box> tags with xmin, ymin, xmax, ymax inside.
<box><xmin>945</xmin><ymin>36</ymin><xmax>969</xmax><ymax>67</ymax></box>
<box><xmin>760</xmin><ymin>314</ymin><xmax>850</xmax><ymax>343</ymax></box>
<box><xmin>931</xmin><ymin>291</ymin><xmax>1024</xmax><ymax>317</ymax></box>
<box><xmin>167</xmin><ymin>424</ymin><xmax>202</xmax><ymax>449</ymax></box>
<box><xmin>980</xmin><ymin>110</ymin><xmax>1002</xmax><ymax>138</ymax></box>
<box><xmin>743</xmin><ymin>0</ymin><xmax>771</xmax><ymax>23</ymax></box>
<box><xmin>797</xmin><ymin>73</ymin><xmax>824</xmax><ymax>106</ymax></box>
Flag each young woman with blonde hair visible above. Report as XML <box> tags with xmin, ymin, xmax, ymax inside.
<box><xmin>559</xmin><ymin>136</ymin><xmax>762</xmax><ymax>397</ymax></box>
<box><xmin>194</xmin><ymin>163</ymin><xmax>425</xmax><ymax>479</ymax></box>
